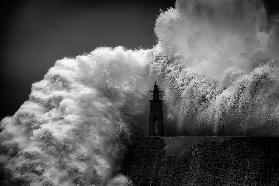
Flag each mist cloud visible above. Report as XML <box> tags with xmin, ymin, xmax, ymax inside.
<box><xmin>151</xmin><ymin>0</ymin><xmax>279</xmax><ymax>135</ymax></box>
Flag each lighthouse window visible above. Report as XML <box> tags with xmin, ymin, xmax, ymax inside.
<box><xmin>153</xmin><ymin>118</ymin><xmax>160</xmax><ymax>135</ymax></box>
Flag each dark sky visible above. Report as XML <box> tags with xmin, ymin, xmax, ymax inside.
<box><xmin>0</xmin><ymin>0</ymin><xmax>278</xmax><ymax>120</ymax></box>
<box><xmin>0</xmin><ymin>0</ymin><xmax>174</xmax><ymax>119</ymax></box>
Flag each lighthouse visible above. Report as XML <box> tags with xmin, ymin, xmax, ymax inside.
<box><xmin>149</xmin><ymin>82</ymin><xmax>164</xmax><ymax>136</ymax></box>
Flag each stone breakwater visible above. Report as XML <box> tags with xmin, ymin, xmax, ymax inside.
<box><xmin>121</xmin><ymin>136</ymin><xmax>279</xmax><ymax>185</ymax></box>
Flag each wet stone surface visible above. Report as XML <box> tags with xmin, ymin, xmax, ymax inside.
<box><xmin>121</xmin><ymin>136</ymin><xmax>279</xmax><ymax>186</ymax></box>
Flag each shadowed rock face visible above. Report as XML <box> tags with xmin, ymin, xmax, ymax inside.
<box><xmin>121</xmin><ymin>136</ymin><xmax>279</xmax><ymax>185</ymax></box>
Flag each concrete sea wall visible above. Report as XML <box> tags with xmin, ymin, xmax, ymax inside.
<box><xmin>121</xmin><ymin>136</ymin><xmax>279</xmax><ymax>185</ymax></box>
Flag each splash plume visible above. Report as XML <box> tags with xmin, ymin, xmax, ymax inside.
<box><xmin>0</xmin><ymin>47</ymin><xmax>149</xmax><ymax>185</ymax></box>
<box><xmin>1</xmin><ymin>0</ymin><xmax>279</xmax><ymax>185</ymax></box>
<box><xmin>151</xmin><ymin>0</ymin><xmax>279</xmax><ymax>135</ymax></box>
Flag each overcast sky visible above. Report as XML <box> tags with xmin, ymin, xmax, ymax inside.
<box><xmin>0</xmin><ymin>0</ymin><xmax>278</xmax><ymax>119</ymax></box>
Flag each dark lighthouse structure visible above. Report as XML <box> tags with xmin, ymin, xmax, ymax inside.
<box><xmin>149</xmin><ymin>82</ymin><xmax>164</xmax><ymax>136</ymax></box>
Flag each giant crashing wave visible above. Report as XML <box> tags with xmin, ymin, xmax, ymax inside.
<box><xmin>1</xmin><ymin>0</ymin><xmax>279</xmax><ymax>185</ymax></box>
